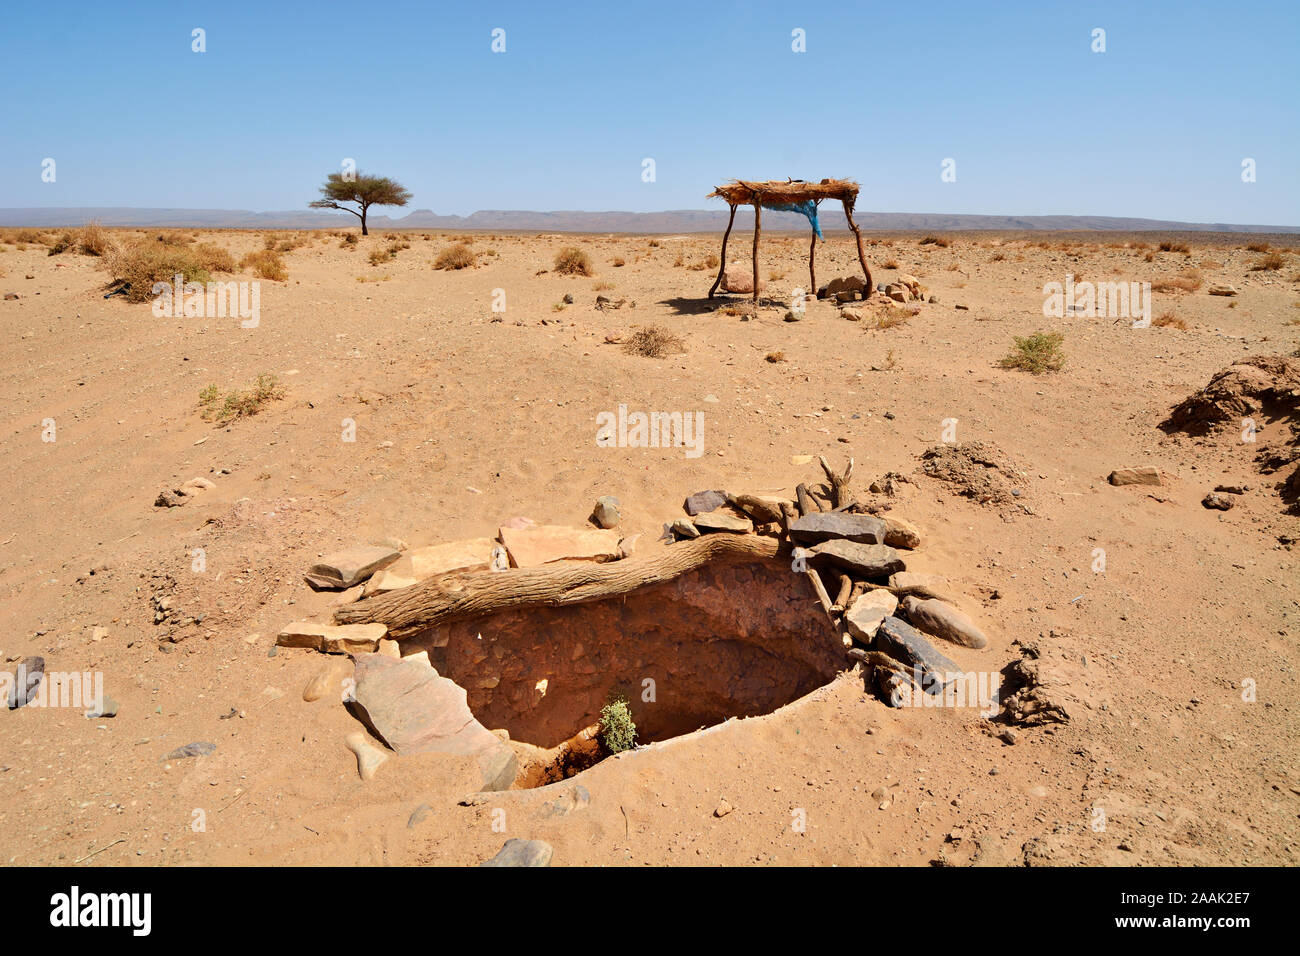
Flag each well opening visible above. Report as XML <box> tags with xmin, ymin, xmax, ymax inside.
<box><xmin>404</xmin><ymin>558</ymin><xmax>843</xmax><ymax>785</ymax></box>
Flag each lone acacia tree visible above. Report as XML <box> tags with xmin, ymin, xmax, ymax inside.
<box><xmin>308</xmin><ymin>171</ymin><xmax>411</xmax><ymax>236</ymax></box>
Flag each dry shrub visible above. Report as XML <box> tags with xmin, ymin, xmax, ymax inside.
<box><xmin>990</xmin><ymin>253</ymin><xmax>1006</xmax><ymax>262</ymax></box>
<box><xmin>624</xmin><ymin>325</ymin><xmax>684</xmax><ymax>358</ymax></box>
<box><xmin>1158</xmin><ymin>240</ymin><xmax>1190</xmax><ymax>254</ymax></box>
<box><xmin>1151</xmin><ymin>271</ymin><xmax>1203</xmax><ymax>293</ymax></box>
<box><xmin>434</xmin><ymin>243</ymin><xmax>476</xmax><ymax>270</ymax></box>
<box><xmin>47</xmin><ymin>232</ymin><xmax>77</xmax><ymax>255</ymax></box>
<box><xmin>1252</xmin><ymin>252</ymin><xmax>1285</xmax><ymax>272</ymax></box>
<box><xmin>882</xmin><ymin>258</ymin><xmax>901</xmax><ymax>269</ymax></box>
<box><xmin>872</xmin><ymin>305</ymin><xmax>913</xmax><ymax>329</ymax></box>
<box><xmin>340</xmin><ymin>233</ymin><xmax>359</xmax><ymax>248</ymax></box>
<box><xmin>239</xmin><ymin>249</ymin><xmax>287</xmax><ymax>280</ymax></box>
<box><xmin>102</xmin><ymin>237</ymin><xmax>235</xmax><ymax>301</ymax></box>
<box><xmin>1245</xmin><ymin>241</ymin><xmax>1270</xmax><ymax>253</ymax></box>
<box><xmin>198</xmin><ymin>373</ymin><xmax>285</xmax><ymax>424</ymax></box>
<box><xmin>920</xmin><ymin>235</ymin><xmax>950</xmax><ymax>247</ymax></box>
<box><xmin>765</xmin><ymin>351</ymin><xmax>786</xmax><ymax>363</ymax></box>
<box><xmin>1153</xmin><ymin>313</ymin><xmax>1188</xmax><ymax>329</ymax></box>
<box><xmin>554</xmin><ymin>246</ymin><xmax>592</xmax><ymax>276</ymax></box>
<box><xmin>11</xmin><ymin>228</ymin><xmax>43</xmax><ymax>244</ymax></box>
<box><xmin>78</xmin><ymin>220</ymin><xmax>112</xmax><ymax>256</ymax></box>
<box><xmin>999</xmin><ymin>331</ymin><xmax>1065</xmax><ymax>374</ymax></box>
<box><xmin>612</xmin><ymin>257</ymin><xmax>626</xmax><ymax>267</ymax></box>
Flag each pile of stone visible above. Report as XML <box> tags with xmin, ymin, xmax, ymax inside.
<box><xmin>665</xmin><ymin>460</ymin><xmax>988</xmax><ymax>706</ymax></box>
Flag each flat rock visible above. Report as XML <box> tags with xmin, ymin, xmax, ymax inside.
<box><xmin>671</xmin><ymin>517</ymin><xmax>700</xmax><ymax>539</ymax></box>
<box><xmin>154</xmin><ymin>490</ymin><xmax>187</xmax><ymax>508</ymax></box>
<box><xmin>881</xmin><ymin>516</ymin><xmax>922</xmax><ymax>549</ymax></box>
<box><xmin>344</xmin><ymin>731</ymin><xmax>388</xmax><ymax>781</ymax></box>
<box><xmin>789</xmin><ymin>512</ymin><xmax>886</xmax><ymax>546</ymax></box>
<box><xmin>726</xmin><ymin>493</ymin><xmax>788</xmax><ymax>524</ymax></box>
<box><xmin>543</xmin><ymin>784</ymin><xmax>592</xmax><ymax>818</ymax></box>
<box><xmin>164</xmin><ymin>741</ymin><xmax>216</xmax><ymax>761</ymax></box>
<box><xmin>407</xmin><ymin>803</ymin><xmax>433</xmax><ymax>829</ymax></box>
<box><xmin>499</xmin><ymin>524</ymin><xmax>621</xmax><ymax>567</ymax></box>
<box><xmin>809</xmin><ymin>540</ymin><xmax>905</xmax><ymax>578</ymax></box>
<box><xmin>684</xmin><ymin>489</ymin><xmax>728</xmax><ymax>515</ymax></box>
<box><xmin>479</xmin><ymin>838</ymin><xmax>553</xmax><ymax>867</ymax></box>
<box><xmin>351</xmin><ymin>653</ymin><xmax>504</xmax><ymax>758</ymax></box>
<box><xmin>276</xmin><ymin>621</ymin><xmax>387</xmax><ymax>654</ymax></box>
<box><xmin>365</xmin><ymin>538</ymin><xmax>496</xmax><ymax>594</ymax></box>
<box><xmin>876</xmin><ymin>616</ymin><xmax>959</xmax><ymax>693</ymax></box>
<box><xmin>691</xmin><ymin>510</ymin><xmax>754</xmax><ymax>534</ymax></box>
<box><xmin>1202</xmin><ymin>492</ymin><xmax>1234</xmax><ymax>510</ymax></box>
<box><xmin>1208</xmin><ymin>283</ymin><xmax>1238</xmax><ymax>296</ymax></box>
<box><xmin>305</xmin><ymin>545</ymin><xmax>400</xmax><ymax>589</ymax></box>
<box><xmin>901</xmin><ymin>595</ymin><xmax>988</xmax><ymax>649</ymax></box>
<box><xmin>1108</xmin><ymin>466</ymin><xmax>1162</xmax><ymax>487</ymax></box>
<box><xmin>844</xmin><ymin>589</ymin><xmax>899</xmax><ymax>643</ymax></box>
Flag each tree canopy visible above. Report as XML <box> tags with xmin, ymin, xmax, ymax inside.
<box><xmin>308</xmin><ymin>172</ymin><xmax>411</xmax><ymax>235</ymax></box>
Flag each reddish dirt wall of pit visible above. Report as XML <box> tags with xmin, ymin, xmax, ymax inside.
<box><xmin>404</xmin><ymin>559</ymin><xmax>844</xmax><ymax>749</ymax></box>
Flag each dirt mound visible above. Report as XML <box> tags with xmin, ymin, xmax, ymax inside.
<box><xmin>918</xmin><ymin>442</ymin><xmax>1028</xmax><ymax>506</ymax></box>
<box><xmin>1161</xmin><ymin>354</ymin><xmax>1300</xmax><ymax>435</ymax></box>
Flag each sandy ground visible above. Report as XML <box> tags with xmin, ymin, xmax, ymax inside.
<box><xmin>0</xmin><ymin>226</ymin><xmax>1297</xmax><ymax>866</ymax></box>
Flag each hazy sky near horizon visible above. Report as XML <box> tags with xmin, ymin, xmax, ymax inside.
<box><xmin>2</xmin><ymin>0</ymin><xmax>1297</xmax><ymax>225</ymax></box>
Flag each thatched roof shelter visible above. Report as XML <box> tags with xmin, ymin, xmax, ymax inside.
<box><xmin>708</xmin><ymin>178</ymin><xmax>860</xmax><ymax>207</ymax></box>
<box><xmin>707</xmin><ymin>178</ymin><xmax>872</xmax><ymax>301</ymax></box>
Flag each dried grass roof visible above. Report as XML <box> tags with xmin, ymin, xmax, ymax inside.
<box><xmin>708</xmin><ymin>178</ymin><xmax>859</xmax><ymax>206</ymax></box>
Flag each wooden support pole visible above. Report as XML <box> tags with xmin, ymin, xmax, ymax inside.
<box><xmin>751</xmin><ymin>200</ymin><xmax>762</xmax><ymax>303</ymax></box>
<box><xmin>708</xmin><ymin>203</ymin><xmax>737</xmax><ymax>298</ymax></box>
<box><xmin>843</xmin><ymin>202</ymin><xmax>873</xmax><ymax>294</ymax></box>
<box><xmin>808</xmin><ymin>228</ymin><xmax>817</xmax><ymax>297</ymax></box>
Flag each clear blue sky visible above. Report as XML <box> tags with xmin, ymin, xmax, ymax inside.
<box><xmin>2</xmin><ymin>0</ymin><xmax>1297</xmax><ymax>224</ymax></box>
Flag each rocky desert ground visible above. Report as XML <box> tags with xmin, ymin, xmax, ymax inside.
<box><xmin>1</xmin><ymin>225</ymin><xmax>1297</xmax><ymax>867</ymax></box>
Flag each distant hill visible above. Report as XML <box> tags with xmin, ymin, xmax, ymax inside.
<box><xmin>1</xmin><ymin>206</ymin><xmax>1297</xmax><ymax>233</ymax></box>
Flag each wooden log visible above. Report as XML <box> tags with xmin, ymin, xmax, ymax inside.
<box><xmin>795</xmin><ymin>483</ymin><xmax>823</xmax><ymax>516</ymax></box>
<box><xmin>708</xmin><ymin>203</ymin><xmax>737</xmax><ymax>298</ymax></box>
<box><xmin>818</xmin><ymin>455</ymin><xmax>855</xmax><ymax>509</ymax></box>
<box><xmin>751</xmin><ymin>199</ymin><xmax>762</xmax><ymax>303</ymax></box>
<box><xmin>831</xmin><ymin>573</ymin><xmax>853</xmax><ymax>611</ymax></box>
<box><xmin>805</xmin><ymin>568</ymin><xmax>835</xmax><ymax>617</ymax></box>
<box><xmin>842</xmin><ymin>202</ymin><xmax>874</xmax><ymax>293</ymax></box>
<box><xmin>334</xmin><ymin>533</ymin><xmax>781</xmax><ymax>638</ymax></box>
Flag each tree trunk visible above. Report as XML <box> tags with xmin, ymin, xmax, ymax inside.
<box><xmin>334</xmin><ymin>533</ymin><xmax>782</xmax><ymax>638</ymax></box>
<box><xmin>360</xmin><ymin>207</ymin><xmax>369</xmax><ymax>236</ymax></box>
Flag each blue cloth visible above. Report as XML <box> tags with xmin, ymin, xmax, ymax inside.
<box><xmin>762</xmin><ymin>199</ymin><xmax>823</xmax><ymax>240</ymax></box>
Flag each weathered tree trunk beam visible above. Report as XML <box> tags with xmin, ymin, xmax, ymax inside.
<box><xmin>708</xmin><ymin>203</ymin><xmax>737</xmax><ymax>298</ymax></box>
<box><xmin>751</xmin><ymin>200</ymin><xmax>762</xmax><ymax>303</ymax></box>
<box><xmin>334</xmin><ymin>533</ymin><xmax>781</xmax><ymax>638</ymax></box>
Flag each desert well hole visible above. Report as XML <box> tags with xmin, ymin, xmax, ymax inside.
<box><xmin>407</xmin><ymin>557</ymin><xmax>843</xmax><ymax>782</ymax></box>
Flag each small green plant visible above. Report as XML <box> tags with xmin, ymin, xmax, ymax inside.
<box><xmin>999</xmin><ymin>330</ymin><xmax>1065</xmax><ymax>374</ymax></box>
<box><xmin>598</xmin><ymin>697</ymin><xmax>637</xmax><ymax>753</ymax></box>
<box><xmin>199</xmin><ymin>373</ymin><xmax>285</xmax><ymax>423</ymax></box>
